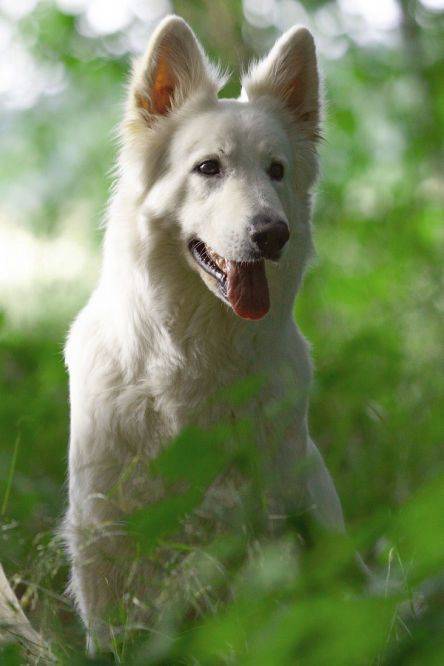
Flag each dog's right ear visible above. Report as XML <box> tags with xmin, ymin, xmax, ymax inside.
<box><xmin>128</xmin><ymin>16</ymin><xmax>221</xmax><ymax>126</ymax></box>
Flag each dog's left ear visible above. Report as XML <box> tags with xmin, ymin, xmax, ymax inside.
<box><xmin>241</xmin><ymin>26</ymin><xmax>321</xmax><ymax>140</ymax></box>
<box><xmin>128</xmin><ymin>16</ymin><xmax>222</xmax><ymax>126</ymax></box>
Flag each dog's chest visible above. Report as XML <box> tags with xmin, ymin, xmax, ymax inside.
<box><xmin>115</xmin><ymin>347</ymin><xmax>251</xmax><ymax>457</ymax></box>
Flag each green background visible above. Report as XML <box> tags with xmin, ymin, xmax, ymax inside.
<box><xmin>0</xmin><ymin>0</ymin><xmax>443</xmax><ymax>663</ymax></box>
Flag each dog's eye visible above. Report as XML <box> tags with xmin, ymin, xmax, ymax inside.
<box><xmin>268</xmin><ymin>162</ymin><xmax>285</xmax><ymax>181</ymax></box>
<box><xmin>196</xmin><ymin>159</ymin><xmax>222</xmax><ymax>176</ymax></box>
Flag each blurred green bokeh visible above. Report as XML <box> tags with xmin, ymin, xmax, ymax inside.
<box><xmin>0</xmin><ymin>0</ymin><xmax>443</xmax><ymax>663</ymax></box>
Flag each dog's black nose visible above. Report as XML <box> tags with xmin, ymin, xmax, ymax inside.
<box><xmin>249</xmin><ymin>215</ymin><xmax>289</xmax><ymax>260</ymax></box>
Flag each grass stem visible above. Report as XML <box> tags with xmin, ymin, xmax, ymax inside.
<box><xmin>1</xmin><ymin>434</ymin><xmax>20</xmax><ymax>516</ymax></box>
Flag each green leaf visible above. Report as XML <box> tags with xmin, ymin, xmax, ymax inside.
<box><xmin>128</xmin><ymin>488</ymin><xmax>202</xmax><ymax>554</ymax></box>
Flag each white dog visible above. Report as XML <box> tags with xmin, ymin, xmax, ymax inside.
<box><xmin>64</xmin><ymin>15</ymin><xmax>345</xmax><ymax>647</ymax></box>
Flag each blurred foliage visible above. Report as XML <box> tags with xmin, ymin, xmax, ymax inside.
<box><xmin>0</xmin><ymin>0</ymin><xmax>443</xmax><ymax>663</ymax></box>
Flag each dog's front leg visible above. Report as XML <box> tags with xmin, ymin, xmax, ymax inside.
<box><xmin>305</xmin><ymin>436</ymin><xmax>345</xmax><ymax>532</ymax></box>
<box><xmin>305</xmin><ymin>438</ymin><xmax>373</xmax><ymax>579</ymax></box>
<box><xmin>265</xmin><ymin>416</ymin><xmax>345</xmax><ymax>533</ymax></box>
<box><xmin>65</xmin><ymin>449</ymin><xmax>149</xmax><ymax>652</ymax></box>
<box><xmin>66</xmin><ymin>446</ymin><xmax>168</xmax><ymax>654</ymax></box>
<box><xmin>65</xmin><ymin>498</ymin><xmax>133</xmax><ymax>653</ymax></box>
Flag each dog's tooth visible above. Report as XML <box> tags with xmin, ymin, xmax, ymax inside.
<box><xmin>207</xmin><ymin>246</ymin><xmax>227</xmax><ymax>273</ymax></box>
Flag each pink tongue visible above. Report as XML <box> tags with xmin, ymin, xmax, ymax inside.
<box><xmin>226</xmin><ymin>259</ymin><xmax>270</xmax><ymax>320</ymax></box>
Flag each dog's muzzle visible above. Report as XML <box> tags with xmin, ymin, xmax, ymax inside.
<box><xmin>189</xmin><ymin>216</ymin><xmax>289</xmax><ymax>321</ymax></box>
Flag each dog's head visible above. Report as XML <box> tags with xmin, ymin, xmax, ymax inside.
<box><xmin>121</xmin><ymin>16</ymin><xmax>321</xmax><ymax>321</ymax></box>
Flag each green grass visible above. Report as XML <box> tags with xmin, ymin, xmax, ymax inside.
<box><xmin>0</xmin><ymin>321</ymin><xmax>443</xmax><ymax>664</ymax></box>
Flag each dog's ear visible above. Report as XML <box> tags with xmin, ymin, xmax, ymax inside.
<box><xmin>129</xmin><ymin>16</ymin><xmax>221</xmax><ymax>124</ymax></box>
<box><xmin>241</xmin><ymin>26</ymin><xmax>321</xmax><ymax>141</ymax></box>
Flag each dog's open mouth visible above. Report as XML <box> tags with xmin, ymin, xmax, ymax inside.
<box><xmin>189</xmin><ymin>238</ymin><xmax>270</xmax><ymax>320</ymax></box>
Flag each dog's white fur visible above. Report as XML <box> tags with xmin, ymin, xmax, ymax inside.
<box><xmin>64</xmin><ymin>16</ymin><xmax>345</xmax><ymax>645</ymax></box>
